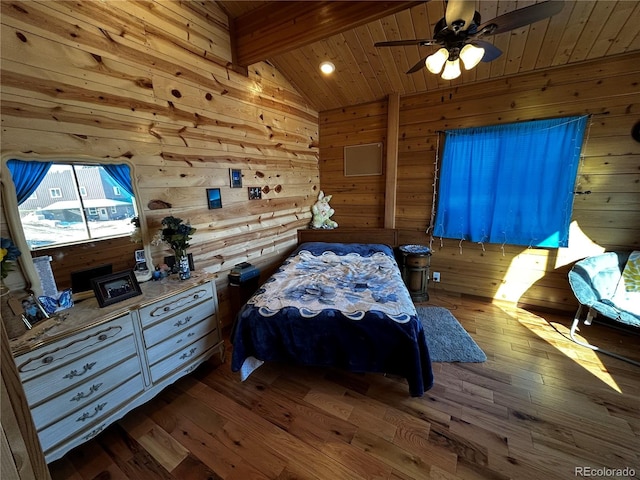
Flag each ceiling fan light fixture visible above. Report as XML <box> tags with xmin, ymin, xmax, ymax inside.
<box><xmin>425</xmin><ymin>48</ymin><xmax>449</xmax><ymax>74</ymax></box>
<box><xmin>441</xmin><ymin>59</ymin><xmax>461</xmax><ymax>80</ymax></box>
<box><xmin>459</xmin><ymin>44</ymin><xmax>485</xmax><ymax>70</ymax></box>
<box><xmin>319</xmin><ymin>61</ymin><xmax>335</xmax><ymax>75</ymax></box>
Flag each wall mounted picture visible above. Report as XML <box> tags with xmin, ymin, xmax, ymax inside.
<box><xmin>207</xmin><ymin>188</ymin><xmax>222</xmax><ymax>209</ymax></box>
<box><xmin>248</xmin><ymin>187</ymin><xmax>262</xmax><ymax>200</ymax></box>
<box><xmin>230</xmin><ymin>169</ymin><xmax>242</xmax><ymax>188</ymax></box>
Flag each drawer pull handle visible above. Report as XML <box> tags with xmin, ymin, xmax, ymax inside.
<box><xmin>151</xmin><ymin>288</ymin><xmax>208</xmax><ymax>316</ymax></box>
<box><xmin>83</xmin><ymin>424</ymin><xmax>106</xmax><ymax>440</ymax></box>
<box><xmin>64</xmin><ymin>362</ymin><xmax>97</xmax><ymax>380</ymax></box>
<box><xmin>43</xmin><ymin>356</ymin><xmax>54</xmax><ymax>364</ymax></box>
<box><xmin>98</xmin><ymin>334</ymin><xmax>108</xmax><ymax>341</ymax></box>
<box><xmin>174</xmin><ymin>316</ymin><xmax>192</xmax><ymax>327</ymax></box>
<box><xmin>180</xmin><ymin>347</ymin><xmax>197</xmax><ymax>360</ymax></box>
<box><xmin>71</xmin><ymin>383</ymin><xmax>103</xmax><ymax>402</ymax></box>
<box><xmin>77</xmin><ymin>402</ymin><xmax>107</xmax><ymax>422</ymax></box>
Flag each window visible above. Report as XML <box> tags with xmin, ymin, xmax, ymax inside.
<box><xmin>8</xmin><ymin>161</ymin><xmax>137</xmax><ymax>250</ymax></box>
<box><xmin>432</xmin><ymin>116</ymin><xmax>588</xmax><ymax>248</ymax></box>
<box><xmin>113</xmin><ymin>186</ymin><xmax>121</xmax><ymax>196</ymax></box>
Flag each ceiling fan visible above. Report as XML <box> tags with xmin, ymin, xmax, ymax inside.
<box><xmin>374</xmin><ymin>0</ymin><xmax>564</xmax><ymax>79</ymax></box>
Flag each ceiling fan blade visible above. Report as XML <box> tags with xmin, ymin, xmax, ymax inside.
<box><xmin>479</xmin><ymin>1</ymin><xmax>564</xmax><ymax>36</ymax></box>
<box><xmin>472</xmin><ymin>40</ymin><xmax>502</xmax><ymax>62</ymax></box>
<box><xmin>407</xmin><ymin>55</ymin><xmax>430</xmax><ymax>74</ymax></box>
<box><xmin>374</xmin><ymin>39</ymin><xmax>439</xmax><ymax>48</ymax></box>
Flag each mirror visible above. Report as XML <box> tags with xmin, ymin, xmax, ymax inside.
<box><xmin>1</xmin><ymin>155</ymin><xmax>149</xmax><ymax>297</ymax></box>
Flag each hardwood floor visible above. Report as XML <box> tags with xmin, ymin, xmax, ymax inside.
<box><xmin>48</xmin><ymin>293</ymin><xmax>640</xmax><ymax>479</ymax></box>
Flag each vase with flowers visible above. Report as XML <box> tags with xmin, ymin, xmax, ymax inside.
<box><xmin>152</xmin><ymin>216</ymin><xmax>196</xmax><ymax>280</ymax></box>
<box><xmin>1</xmin><ymin>237</ymin><xmax>22</xmax><ymax>295</ymax></box>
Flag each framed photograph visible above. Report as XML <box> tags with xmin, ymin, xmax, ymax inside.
<box><xmin>91</xmin><ymin>270</ymin><xmax>142</xmax><ymax>308</ymax></box>
<box><xmin>230</xmin><ymin>169</ymin><xmax>242</xmax><ymax>188</ymax></box>
<box><xmin>207</xmin><ymin>188</ymin><xmax>222</xmax><ymax>209</ymax></box>
<box><xmin>18</xmin><ymin>294</ymin><xmax>49</xmax><ymax>329</ymax></box>
<box><xmin>135</xmin><ymin>249</ymin><xmax>146</xmax><ymax>263</ymax></box>
<box><xmin>248</xmin><ymin>186</ymin><xmax>262</xmax><ymax>200</ymax></box>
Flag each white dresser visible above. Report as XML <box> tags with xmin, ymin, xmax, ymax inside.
<box><xmin>10</xmin><ymin>273</ymin><xmax>223</xmax><ymax>463</ymax></box>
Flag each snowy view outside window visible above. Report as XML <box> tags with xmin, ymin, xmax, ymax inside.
<box><xmin>18</xmin><ymin>164</ymin><xmax>137</xmax><ymax>250</ymax></box>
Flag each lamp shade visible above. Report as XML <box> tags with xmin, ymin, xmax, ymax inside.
<box><xmin>425</xmin><ymin>48</ymin><xmax>449</xmax><ymax>74</ymax></box>
<box><xmin>441</xmin><ymin>59</ymin><xmax>461</xmax><ymax>80</ymax></box>
<box><xmin>459</xmin><ymin>44</ymin><xmax>485</xmax><ymax>70</ymax></box>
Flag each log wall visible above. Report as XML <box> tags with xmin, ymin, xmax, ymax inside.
<box><xmin>320</xmin><ymin>52</ymin><xmax>640</xmax><ymax>312</ymax></box>
<box><xmin>0</xmin><ymin>0</ymin><xmax>319</xmax><ymax>328</ymax></box>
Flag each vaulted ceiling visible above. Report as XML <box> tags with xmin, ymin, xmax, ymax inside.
<box><xmin>217</xmin><ymin>1</ymin><xmax>640</xmax><ymax>112</ymax></box>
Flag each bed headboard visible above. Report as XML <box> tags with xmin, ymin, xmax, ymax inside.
<box><xmin>297</xmin><ymin>228</ymin><xmax>398</xmax><ymax>247</ymax></box>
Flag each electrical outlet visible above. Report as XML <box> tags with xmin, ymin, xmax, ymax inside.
<box><xmin>432</xmin><ymin>272</ymin><xmax>440</xmax><ymax>283</ymax></box>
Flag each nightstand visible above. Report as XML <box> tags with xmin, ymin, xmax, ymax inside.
<box><xmin>399</xmin><ymin>244</ymin><xmax>432</xmax><ymax>302</ymax></box>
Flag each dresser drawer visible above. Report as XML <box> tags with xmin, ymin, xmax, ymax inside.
<box><xmin>21</xmin><ymin>333</ymin><xmax>138</xmax><ymax>408</ymax></box>
<box><xmin>38</xmin><ymin>374</ymin><xmax>144</xmax><ymax>455</ymax></box>
<box><xmin>29</xmin><ymin>354</ymin><xmax>141</xmax><ymax>430</ymax></box>
<box><xmin>139</xmin><ymin>283</ymin><xmax>214</xmax><ymax>327</ymax></box>
<box><xmin>15</xmin><ymin>314</ymin><xmax>134</xmax><ymax>383</ymax></box>
<box><xmin>142</xmin><ymin>299</ymin><xmax>216</xmax><ymax>349</ymax></box>
<box><xmin>146</xmin><ymin>315</ymin><xmax>218</xmax><ymax>365</ymax></box>
<box><xmin>149</xmin><ymin>331</ymin><xmax>220</xmax><ymax>383</ymax></box>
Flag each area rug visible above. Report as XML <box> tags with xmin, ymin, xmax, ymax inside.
<box><xmin>417</xmin><ymin>306</ymin><xmax>487</xmax><ymax>362</ymax></box>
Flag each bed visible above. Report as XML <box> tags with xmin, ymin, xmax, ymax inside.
<box><xmin>230</xmin><ymin>233</ymin><xmax>434</xmax><ymax>397</ymax></box>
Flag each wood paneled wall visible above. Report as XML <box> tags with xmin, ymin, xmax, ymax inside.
<box><xmin>320</xmin><ymin>52</ymin><xmax>640</xmax><ymax>312</ymax></box>
<box><xmin>0</xmin><ymin>0</ymin><xmax>319</xmax><ymax>327</ymax></box>
<box><xmin>319</xmin><ymin>101</ymin><xmax>388</xmax><ymax>228</ymax></box>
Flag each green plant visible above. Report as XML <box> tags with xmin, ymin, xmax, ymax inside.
<box><xmin>153</xmin><ymin>216</ymin><xmax>196</xmax><ymax>257</ymax></box>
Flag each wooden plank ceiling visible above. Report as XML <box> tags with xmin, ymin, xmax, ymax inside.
<box><xmin>217</xmin><ymin>1</ymin><xmax>640</xmax><ymax>112</ymax></box>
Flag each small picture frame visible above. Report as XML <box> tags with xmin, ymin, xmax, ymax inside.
<box><xmin>248</xmin><ymin>186</ymin><xmax>262</xmax><ymax>200</ymax></box>
<box><xmin>91</xmin><ymin>270</ymin><xmax>142</xmax><ymax>308</ymax></box>
<box><xmin>207</xmin><ymin>188</ymin><xmax>222</xmax><ymax>209</ymax></box>
<box><xmin>19</xmin><ymin>294</ymin><xmax>49</xmax><ymax>329</ymax></box>
<box><xmin>135</xmin><ymin>249</ymin><xmax>146</xmax><ymax>263</ymax></box>
<box><xmin>230</xmin><ymin>169</ymin><xmax>242</xmax><ymax>188</ymax></box>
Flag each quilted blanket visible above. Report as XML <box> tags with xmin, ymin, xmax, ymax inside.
<box><xmin>231</xmin><ymin>242</ymin><xmax>434</xmax><ymax>396</ymax></box>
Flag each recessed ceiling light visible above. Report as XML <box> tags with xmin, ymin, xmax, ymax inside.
<box><xmin>319</xmin><ymin>61</ymin><xmax>335</xmax><ymax>75</ymax></box>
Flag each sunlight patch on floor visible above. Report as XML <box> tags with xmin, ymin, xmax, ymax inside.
<box><xmin>539</xmin><ymin>320</ymin><xmax>622</xmax><ymax>393</ymax></box>
<box><xmin>490</xmin><ymin>227</ymin><xmax>620</xmax><ymax>391</ymax></box>
<box><xmin>493</xmin><ymin>302</ymin><xmax>622</xmax><ymax>393</ymax></box>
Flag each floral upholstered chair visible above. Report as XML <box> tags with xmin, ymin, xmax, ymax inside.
<box><xmin>568</xmin><ymin>251</ymin><xmax>640</xmax><ymax>366</ymax></box>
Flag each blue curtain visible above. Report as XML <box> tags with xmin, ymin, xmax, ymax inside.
<box><xmin>6</xmin><ymin>159</ymin><xmax>52</xmax><ymax>205</ymax></box>
<box><xmin>433</xmin><ymin>116</ymin><xmax>588</xmax><ymax>248</ymax></box>
<box><xmin>103</xmin><ymin>164</ymin><xmax>134</xmax><ymax>197</ymax></box>
<box><xmin>7</xmin><ymin>160</ymin><xmax>134</xmax><ymax>205</ymax></box>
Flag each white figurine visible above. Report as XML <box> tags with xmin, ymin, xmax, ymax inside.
<box><xmin>310</xmin><ymin>191</ymin><xmax>338</xmax><ymax>229</ymax></box>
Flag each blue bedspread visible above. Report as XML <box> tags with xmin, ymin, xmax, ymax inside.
<box><xmin>231</xmin><ymin>242</ymin><xmax>434</xmax><ymax>396</ymax></box>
